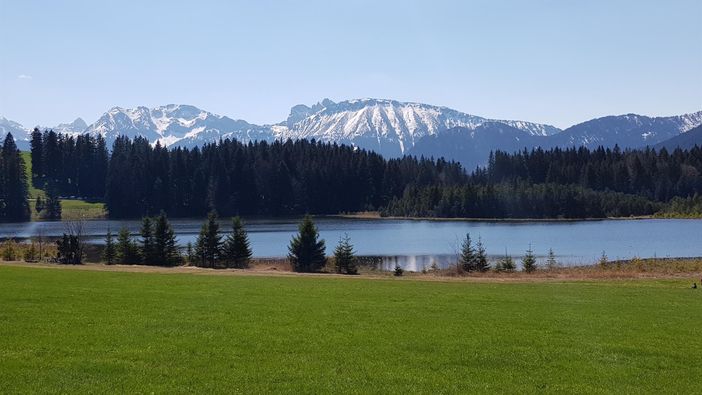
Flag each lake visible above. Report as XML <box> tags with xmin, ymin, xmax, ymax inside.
<box><xmin>1</xmin><ymin>217</ymin><xmax>701</xmax><ymax>271</ymax></box>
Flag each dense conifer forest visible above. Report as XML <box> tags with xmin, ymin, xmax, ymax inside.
<box><xmin>383</xmin><ymin>145</ymin><xmax>702</xmax><ymax>218</ymax></box>
<box><xmin>0</xmin><ymin>134</ymin><xmax>31</xmax><ymax>221</ymax></box>
<box><xmin>1</xmin><ymin>130</ymin><xmax>700</xmax><ymax>221</ymax></box>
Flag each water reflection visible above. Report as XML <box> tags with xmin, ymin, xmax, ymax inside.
<box><xmin>1</xmin><ymin>217</ymin><xmax>701</xmax><ymax>269</ymax></box>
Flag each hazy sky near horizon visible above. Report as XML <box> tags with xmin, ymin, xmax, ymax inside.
<box><xmin>1</xmin><ymin>0</ymin><xmax>701</xmax><ymax>129</ymax></box>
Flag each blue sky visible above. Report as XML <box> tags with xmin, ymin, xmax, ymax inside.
<box><xmin>1</xmin><ymin>0</ymin><xmax>700</xmax><ymax>129</ymax></box>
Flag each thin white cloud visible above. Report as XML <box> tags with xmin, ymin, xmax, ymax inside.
<box><xmin>17</xmin><ymin>74</ymin><xmax>32</xmax><ymax>80</ymax></box>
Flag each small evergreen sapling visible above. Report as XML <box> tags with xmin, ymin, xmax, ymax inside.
<box><xmin>459</xmin><ymin>233</ymin><xmax>476</xmax><ymax>272</ymax></box>
<box><xmin>522</xmin><ymin>244</ymin><xmax>537</xmax><ymax>273</ymax></box>
<box><xmin>195</xmin><ymin>211</ymin><xmax>223</xmax><ymax>268</ymax></box>
<box><xmin>288</xmin><ymin>215</ymin><xmax>326</xmax><ymax>273</ymax></box>
<box><xmin>333</xmin><ymin>233</ymin><xmax>357</xmax><ymax>274</ymax></box>
<box><xmin>599</xmin><ymin>251</ymin><xmax>609</xmax><ymax>268</ymax></box>
<box><xmin>103</xmin><ymin>227</ymin><xmax>116</xmax><ymax>265</ymax></box>
<box><xmin>496</xmin><ymin>249</ymin><xmax>516</xmax><ymax>272</ymax></box>
<box><xmin>116</xmin><ymin>227</ymin><xmax>140</xmax><ymax>264</ymax></box>
<box><xmin>153</xmin><ymin>212</ymin><xmax>181</xmax><ymax>266</ymax></box>
<box><xmin>546</xmin><ymin>248</ymin><xmax>558</xmax><ymax>270</ymax></box>
<box><xmin>475</xmin><ymin>236</ymin><xmax>490</xmax><ymax>272</ymax></box>
<box><xmin>222</xmin><ymin>216</ymin><xmax>252</xmax><ymax>268</ymax></box>
<box><xmin>140</xmin><ymin>217</ymin><xmax>156</xmax><ymax>265</ymax></box>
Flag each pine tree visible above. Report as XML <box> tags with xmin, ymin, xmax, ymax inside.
<box><xmin>288</xmin><ymin>215</ymin><xmax>326</xmax><ymax>272</ymax></box>
<box><xmin>35</xmin><ymin>195</ymin><xmax>45</xmax><ymax>215</ymax></box>
<box><xmin>475</xmin><ymin>236</ymin><xmax>490</xmax><ymax>272</ymax></box>
<box><xmin>140</xmin><ymin>217</ymin><xmax>156</xmax><ymax>265</ymax></box>
<box><xmin>522</xmin><ymin>244</ymin><xmax>537</xmax><ymax>273</ymax></box>
<box><xmin>185</xmin><ymin>242</ymin><xmax>195</xmax><ymax>266</ymax></box>
<box><xmin>56</xmin><ymin>234</ymin><xmax>81</xmax><ymax>264</ymax></box>
<box><xmin>30</xmin><ymin>128</ymin><xmax>44</xmax><ymax>188</ymax></box>
<box><xmin>496</xmin><ymin>250</ymin><xmax>515</xmax><ymax>272</ymax></box>
<box><xmin>103</xmin><ymin>228</ymin><xmax>116</xmax><ymax>265</ymax></box>
<box><xmin>40</xmin><ymin>186</ymin><xmax>61</xmax><ymax>220</ymax></box>
<box><xmin>153</xmin><ymin>211</ymin><xmax>180</xmax><ymax>266</ymax></box>
<box><xmin>194</xmin><ymin>211</ymin><xmax>222</xmax><ymax>268</ymax></box>
<box><xmin>459</xmin><ymin>233</ymin><xmax>476</xmax><ymax>272</ymax></box>
<box><xmin>333</xmin><ymin>233</ymin><xmax>357</xmax><ymax>274</ymax></box>
<box><xmin>546</xmin><ymin>248</ymin><xmax>558</xmax><ymax>270</ymax></box>
<box><xmin>116</xmin><ymin>227</ymin><xmax>140</xmax><ymax>264</ymax></box>
<box><xmin>0</xmin><ymin>133</ymin><xmax>30</xmax><ymax>222</ymax></box>
<box><xmin>222</xmin><ymin>216</ymin><xmax>252</xmax><ymax>268</ymax></box>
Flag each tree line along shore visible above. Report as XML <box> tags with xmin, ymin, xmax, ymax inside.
<box><xmin>1</xmin><ymin>131</ymin><xmax>701</xmax><ymax>223</ymax></box>
<box><xmin>3</xmin><ymin>212</ymin><xmax>702</xmax><ymax>281</ymax></box>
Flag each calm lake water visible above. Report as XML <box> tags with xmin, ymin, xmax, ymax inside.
<box><xmin>1</xmin><ymin>217</ymin><xmax>700</xmax><ymax>271</ymax></box>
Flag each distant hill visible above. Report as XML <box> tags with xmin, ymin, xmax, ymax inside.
<box><xmin>654</xmin><ymin>124</ymin><xmax>702</xmax><ymax>150</ymax></box>
<box><xmin>550</xmin><ymin>112</ymin><xmax>702</xmax><ymax>149</ymax></box>
<box><xmin>408</xmin><ymin>123</ymin><xmax>545</xmax><ymax>170</ymax></box>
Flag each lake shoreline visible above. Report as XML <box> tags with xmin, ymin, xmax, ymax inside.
<box><xmin>2</xmin><ymin>257</ymin><xmax>701</xmax><ymax>283</ymax></box>
<box><xmin>333</xmin><ymin>212</ymin><xmax>688</xmax><ymax>222</ymax></box>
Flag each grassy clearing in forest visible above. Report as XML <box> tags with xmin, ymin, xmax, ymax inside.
<box><xmin>21</xmin><ymin>151</ymin><xmax>106</xmax><ymax>219</ymax></box>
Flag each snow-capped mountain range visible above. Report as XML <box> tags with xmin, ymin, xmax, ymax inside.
<box><xmin>273</xmin><ymin>99</ymin><xmax>560</xmax><ymax>157</ymax></box>
<box><xmin>87</xmin><ymin>104</ymin><xmax>272</xmax><ymax>148</ymax></box>
<box><xmin>2</xmin><ymin>99</ymin><xmax>701</xmax><ymax>164</ymax></box>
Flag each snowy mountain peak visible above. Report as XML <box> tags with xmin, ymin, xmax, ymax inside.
<box><xmin>277</xmin><ymin>98</ymin><xmax>560</xmax><ymax>157</ymax></box>
<box><xmin>46</xmin><ymin>117</ymin><xmax>88</xmax><ymax>135</ymax></box>
<box><xmin>85</xmin><ymin>105</ymin><xmax>272</xmax><ymax>147</ymax></box>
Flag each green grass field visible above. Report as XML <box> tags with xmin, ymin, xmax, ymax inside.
<box><xmin>20</xmin><ymin>152</ymin><xmax>106</xmax><ymax>219</ymax></box>
<box><xmin>1</xmin><ymin>266</ymin><xmax>700</xmax><ymax>393</ymax></box>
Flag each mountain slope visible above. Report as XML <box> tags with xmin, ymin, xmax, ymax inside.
<box><xmin>1</xmin><ymin>117</ymin><xmax>89</xmax><ymax>150</ymax></box>
<box><xmin>0</xmin><ymin>117</ymin><xmax>31</xmax><ymax>150</ymax></box>
<box><xmin>47</xmin><ymin>118</ymin><xmax>88</xmax><ymax>135</ymax></box>
<box><xmin>550</xmin><ymin>111</ymin><xmax>702</xmax><ymax>149</ymax></box>
<box><xmin>410</xmin><ymin>111</ymin><xmax>702</xmax><ymax>168</ymax></box>
<box><xmin>276</xmin><ymin>98</ymin><xmax>560</xmax><ymax>157</ymax></box>
<box><xmin>408</xmin><ymin>123</ymin><xmax>546</xmax><ymax>169</ymax></box>
<box><xmin>654</xmin><ymin>124</ymin><xmax>702</xmax><ymax>150</ymax></box>
<box><xmin>85</xmin><ymin>104</ymin><xmax>273</xmax><ymax>147</ymax></box>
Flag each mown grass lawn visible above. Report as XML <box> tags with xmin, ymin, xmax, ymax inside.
<box><xmin>0</xmin><ymin>265</ymin><xmax>700</xmax><ymax>393</ymax></box>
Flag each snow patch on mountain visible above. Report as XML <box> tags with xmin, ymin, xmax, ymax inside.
<box><xmin>274</xmin><ymin>98</ymin><xmax>560</xmax><ymax>157</ymax></box>
<box><xmin>84</xmin><ymin>104</ymin><xmax>273</xmax><ymax>147</ymax></box>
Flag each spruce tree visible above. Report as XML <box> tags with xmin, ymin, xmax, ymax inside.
<box><xmin>153</xmin><ymin>211</ymin><xmax>180</xmax><ymax>266</ymax></box>
<box><xmin>194</xmin><ymin>211</ymin><xmax>222</xmax><ymax>268</ymax></box>
<box><xmin>140</xmin><ymin>217</ymin><xmax>156</xmax><ymax>265</ymax></box>
<box><xmin>222</xmin><ymin>216</ymin><xmax>252</xmax><ymax>268</ymax></box>
<box><xmin>102</xmin><ymin>228</ymin><xmax>116</xmax><ymax>265</ymax></box>
<box><xmin>35</xmin><ymin>195</ymin><xmax>45</xmax><ymax>215</ymax></box>
<box><xmin>56</xmin><ymin>234</ymin><xmax>81</xmax><ymax>264</ymax></box>
<box><xmin>0</xmin><ymin>133</ymin><xmax>30</xmax><ymax>222</ymax></box>
<box><xmin>546</xmin><ymin>248</ymin><xmax>558</xmax><ymax>270</ymax></box>
<box><xmin>30</xmin><ymin>128</ymin><xmax>44</xmax><ymax>187</ymax></box>
<box><xmin>185</xmin><ymin>242</ymin><xmax>195</xmax><ymax>266</ymax></box>
<box><xmin>459</xmin><ymin>233</ymin><xmax>476</xmax><ymax>272</ymax></box>
<box><xmin>475</xmin><ymin>236</ymin><xmax>490</xmax><ymax>272</ymax></box>
<box><xmin>116</xmin><ymin>227</ymin><xmax>140</xmax><ymax>264</ymax></box>
<box><xmin>496</xmin><ymin>250</ymin><xmax>515</xmax><ymax>272</ymax></box>
<box><xmin>522</xmin><ymin>244</ymin><xmax>537</xmax><ymax>273</ymax></box>
<box><xmin>333</xmin><ymin>233</ymin><xmax>357</xmax><ymax>274</ymax></box>
<box><xmin>40</xmin><ymin>186</ymin><xmax>62</xmax><ymax>220</ymax></box>
<box><xmin>288</xmin><ymin>215</ymin><xmax>326</xmax><ymax>272</ymax></box>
